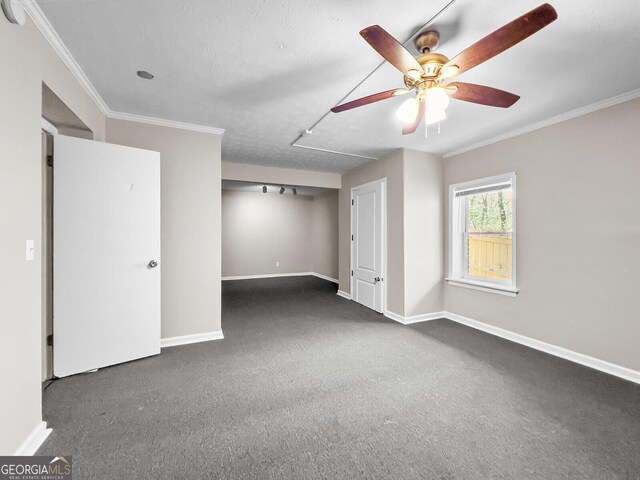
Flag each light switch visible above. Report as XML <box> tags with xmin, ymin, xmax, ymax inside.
<box><xmin>26</xmin><ymin>240</ymin><xmax>35</xmax><ymax>261</ymax></box>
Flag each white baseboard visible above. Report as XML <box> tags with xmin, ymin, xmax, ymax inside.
<box><xmin>311</xmin><ymin>272</ymin><xmax>339</xmax><ymax>284</ymax></box>
<box><xmin>14</xmin><ymin>421</ymin><xmax>51</xmax><ymax>456</ymax></box>
<box><xmin>336</xmin><ymin>290</ymin><xmax>351</xmax><ymax>300</ymax></box>
<box><xmin>384</xmin><ymin>310</ymin><xmax>445</xmax><ymax>325</ymax></box>
<box><xmin>222</xmin><ymin>272</ymin><xmax>338</xmax><ymax>283</ymax></box>
<box><xmin>444</xmin><ymin>311</ymin><xmax>640</xmax><ymax>385</ymax></box>
<box><xmin>161</xmin><ymin>330</ymin><xmax>224</xmax><ymax>348</ymax></box>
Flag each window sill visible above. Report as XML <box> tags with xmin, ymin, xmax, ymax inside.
<box><xmin>446</xmin><ymin>278</ymin><xmax>519</xmax><ymax>297</ymax></box>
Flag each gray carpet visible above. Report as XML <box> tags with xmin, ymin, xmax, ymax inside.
<box><xmin>39</xmin><ymin>276</ymin><xmax>640</xmax><ymax>479</ymax></box>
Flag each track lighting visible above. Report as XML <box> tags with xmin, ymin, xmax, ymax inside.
<box><xmin>262</xmin><ymin>185</ymin><xmax>267</xmax><ymax>193</ymax></box>
<box><xmin>292</xmin><ymin>187</ymin><xmax>297</xmax><ymax>196</ymax></box>
<box><xmin>279</xmin><ymin>186</ymin><xmax>285</xmax><ymax>195</ymax></box>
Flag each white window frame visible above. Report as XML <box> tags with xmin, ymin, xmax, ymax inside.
<box><xmin>447</xmin><ymin>172</ymin><xmax>518</xmax><ymax>296</ymax></box>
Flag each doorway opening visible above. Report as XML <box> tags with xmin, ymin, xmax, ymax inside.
<box><xmin>220</xmin><ymin>180</ymin><xmax>339</xmax><ymax>283</ymax></box>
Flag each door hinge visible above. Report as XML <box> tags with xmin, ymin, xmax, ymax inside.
<box><xmin>351</xmin><ymin>270</ymin><xmax>353</xmax><ymax>276</ymax></box>
<box><xmin>47</xmin><ymin>334</ymin><xmax>53</xmax><ymax>347</ymax></box>
<box><xmin>351</xmin><ymin>234</ymin><xmax>354</xmax><ymax>241</ymax></box>
<box><xmin>47</xmin><ymin>155</ymin><xmax>53</xmax><ymax>167</ymax></box>
<box><xmin>351</xmin><ymin>199</ymin><xmax>354</xmax><ymax>206</ymax></box>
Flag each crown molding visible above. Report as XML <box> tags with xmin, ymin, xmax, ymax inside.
<box><xmin>443</xmin><ymin>87</ymin><xmax>640</xmax><ymax>158</ymax></box>
<box><xmin>107</xmin><ymin>111</ymin><xmax>225</xmax><ymax>136</ymax></box>
<box><xmin>23</xmin><ymin>0</ymin><xmax>226</xmax><ymax>136</ymax></box>
<box><xmin>22</xmin><ymin>0</ymin><xmax>110</xmax><ymax>115</ymax></box>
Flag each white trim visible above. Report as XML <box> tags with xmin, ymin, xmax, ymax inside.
<box><xmin>22</xmin><ymin>0</ymin><xmax>109</xmax><ymax>115</ymax></box>
<box><xmin>13</xmin><ymin>421</ymin><xmax>52</xmax><ymax>456</ymax></box>
<box><xmin>41</xmin><ymin>117</ymin><xmax>58</xmax><ymax>135</ymax></box>
<box><xmin>311</xmin><ymin>272</ymin><xmax>339</xmax><ymax>284</ymax></box>
<box><xmin>336</xmin><ymin>290</ymin><xmax>351</xmax><ymax>300</ymax></box>
<box><xmin>384</xmin><ymin>310</ymin><xmax>445</xmax><ymax>325</ymax></box>
<box><xmin>222</xmin><ymin>272</ymin><xmax>337</xmax><ymax>283</ymax></box>
<box><xmin>107</xmin><ymin>111</ymin><xmax>225</xmax><ymax>136</ymax></box>
<box><xmin>222</xmin><ymin>272</ymin><xmax>310</xmax><ymax>281</ymax></box>
<box><xmin>446</xmin><ymin>279</ymin><xmax>518</xmax><ymax>297</ymax></box>
<box><xmin>291</xmin><ymin>142</ymin><xmax>378</xmax><ymax>161</ymax></box>
<box><xmin>448</xmin><ymin>172</ymin><xmax>517</xmax><ymax>293</ymax></box>
<box><xmin>23</xmin><ymin>0</ymin><xmax>227</xmax><ymax>136</ymax></box>
<box><xmin>161</xmin><ymin>330</ymin><xmax>224</xmax><ymax>348</ymax></box>
<box><xmin>444</xmin><ymin>87</ymin><xmax>640</xmax><ymax>158</ymax></box>
<box><xmin>444</xmin><ymin>312</ymin><xmax>640</xmax><ymax>385</ymax></box>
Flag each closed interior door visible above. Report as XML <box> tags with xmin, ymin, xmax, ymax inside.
<box><xmin>351</xmin><ymin>179</ymin><xmax>384</xmax><ymax>312</ymax></box>
<box><xmin>53</xmin><ymin>135</ymin><xmax>161</xmax><ymax>377</ymax></box>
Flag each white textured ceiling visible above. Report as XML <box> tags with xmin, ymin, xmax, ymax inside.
<box><xmin>37</xmin><ymin>0</ymin><xmax>640</xmax><ymax>173</ymax></box>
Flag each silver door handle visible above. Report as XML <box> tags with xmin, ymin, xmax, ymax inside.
<box><xmin>148</xmin><ymin>260</ymin><xmax>158</xmax><ymax>268</ymax></box>
<box><xmin>374</xmin><ymin>277</ymin><xmax>380</xmax><ymax>283</ymax></box>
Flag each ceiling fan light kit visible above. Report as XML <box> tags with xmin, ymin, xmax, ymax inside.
<box><xmin>331</xmin><ymin>3</ymin><xmax>558</xmax><ymax>137</ymax></box>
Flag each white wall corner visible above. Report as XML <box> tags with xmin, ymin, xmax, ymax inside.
<box><xmin>13</xmin><ymin>421</ymin><xmax>52</xmax><ymax>456</ymax></box>
<box><xmin>444</xmin><ymin>311</ymin><xmax>640</xmax><ymax>385</ymax></box>
<box><xmin>336</xmin><ymin>290</ymin><xmax>351</xmax><ymax>300</ymax></box>
<box><xmin>384</xmin><ymin>310</ymin><xmax>445</xmax><ymax>325</ymax></box>
<box><xmin>160</xmin><ymin>330</ymin><xmax>224</xmax><ymax>348</ymax></box>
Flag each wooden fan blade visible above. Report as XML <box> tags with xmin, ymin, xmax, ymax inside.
<box><xmin>360</xmin><ymin>25</ymin><xmax>424</xmax><ymax>77</ymax></box>
<box><xmin>402</xmin><ymin>98</ymin><xmax>425</xmax><ymax>135</ymax></box>
<box><xmin>447</xmin><ymin>82</ymin><xmax>520</xmax><ymax>108</ymax></box>
<box><xmin>331</xmin><ymin>88</ymin><xmax>410</xmax><ymax>113</ymax></box>
<box><xmin>441</xmin><ymin>3</ymin><xmax>557</xmax><ymax>78</ymax></box>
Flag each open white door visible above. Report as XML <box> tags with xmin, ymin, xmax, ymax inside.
<box><xmin>53</xmin><ymin>135</ymin><xmax>161</xmax><ymax>377</ymax></box>
<box><xmin>351</xmin><ymin>179</ymin><xmax>385</xmax><ymax>313</ymax></box>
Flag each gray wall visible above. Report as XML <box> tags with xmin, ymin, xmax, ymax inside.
<box><xmin>339</xmin><ymin>149</ymin><xmax>444</xmax><ymax>317</ymax></box>
<box><xmin>222</xmin><ymin>189</ymin><xmax>338</xmax><ymax>279</ymax></box>
<box><xmin>444</xmin><ymin>97</ymin><xmax>640</xmax><ymax>372</ymax></box>
<box><xmin>0</xmin><ymin>16</ymin><xmax>105</xmax><ymax>455</ymax></box>
<box><xmin>106</xmin><ymin>118</ymin><xmax>223</xmax><ymax>339</ymax></box>
<box><xmin>403</xmin><ymin>150</ymin><xmax>444</xmax><ymax>317</ymax></box>
<box><xmin>222</xmin><ymin>162</ymin><xmax>341</xmax><ymax>189</ymax></box>
<box><xmin>311</xmin><ymin>190</ymin><xmax>340</xmax><ymax>279</ymax></box>
<box><xmin>340</xmin><ymin>150</ymin><xmax>405</xmax><ymax>314</ymax></box>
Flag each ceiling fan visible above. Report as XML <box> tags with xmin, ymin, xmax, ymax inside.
<box><xmin>331</xmin><ymin>3</ymin><xmax>558</xmax><ymax>135</ymax></box>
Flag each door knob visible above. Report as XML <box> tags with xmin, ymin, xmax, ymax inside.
<box><xmin>374</xmin><ymin>277</ymin><xmax>381</xmax><ymax>283</ymax></box>
<box><xmin>148</xmin><ymin>260</ymin><xmax>158</xmax><ymax>269</ymax></box>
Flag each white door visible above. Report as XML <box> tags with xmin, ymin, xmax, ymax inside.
<box><xmin>351</xmin><ymin>179</ymin><xmax>385</xmax><ymax>313</ymax></box>
<box><xmin>53</xmin><ymin>135</ymin><xmax>161</xmax><ymax>377</ymax></box>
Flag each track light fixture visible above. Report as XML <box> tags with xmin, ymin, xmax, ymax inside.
<box><xmin>279</xmin><ymin>186</ymin><xmax>285</xmax><ymax>195</ymax></box>
<box><xmin>262</xmin><ymin>185</ymin><xmax>267</xmax><ymax>193</ymax></box>
<box><xmin>292</xmin><ymin>187</ymin><xmax>297</xmax><ymax>195</ymax></box>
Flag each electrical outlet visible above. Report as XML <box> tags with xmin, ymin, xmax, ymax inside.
<box><xmin>276</xmin><ymin>261</ymin><xmax>280</xmax><ymax>267</ymax></box>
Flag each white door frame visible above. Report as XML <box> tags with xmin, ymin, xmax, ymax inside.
<box><xmin>350</xmin><ymin>178</ymin><xmax>387</xmax><ymax>313</ymax></box>
<box><xmin>41</xmin><ymin>118</ymin><xmax>56</xmax><ymax>381</ymax></box>
<box><xmin>41</xmin><ymin>117</ymin><xmax>58</xmax><ymax>136</ymax></box>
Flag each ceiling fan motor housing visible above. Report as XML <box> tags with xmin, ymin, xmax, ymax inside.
<box><xmin>414</xmin><ymin>30</ymin><xmax>440</xmax><ymax>53</ymax></box>
<box><xmin>404</xmin><ymin>52</ymin><xmax>450</xmax><ymax>88</ymax></box>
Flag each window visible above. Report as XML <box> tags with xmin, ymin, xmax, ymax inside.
<box><xmin>448</xmin><ymin>173</ymin><xmax>517</xmax><ymax>295</ymax></box>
